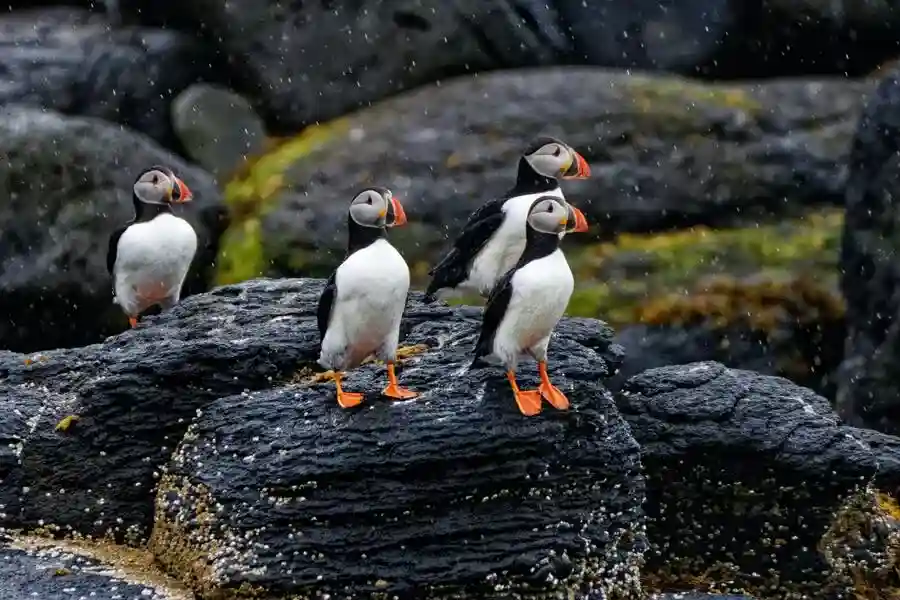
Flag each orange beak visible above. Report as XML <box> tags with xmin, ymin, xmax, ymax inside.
<box><xmin>567</xmin><ymin>204</ymin><xmax>589</xmax><ymax>233</ymax></box>
<box><xmin>388</xmin><ymin>196</ymin><xmax>407</xmax><ymax>227</ymax></box>
<box><xmin>562</xmin><ymin>151</ymin><xmax>591</xmax><ymax>180</ymax></box>
<box><xmin>172</xmin><ymin>177</ymin><xmax>193</xmax><ymax>203</ymax></box>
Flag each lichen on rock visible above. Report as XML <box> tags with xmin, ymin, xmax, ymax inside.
<box><xmin>618</xmin><ymin>361</ymin><xmax>879</xmax><ymax>597</ymax></box>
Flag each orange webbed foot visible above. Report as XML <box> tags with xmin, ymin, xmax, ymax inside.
<box><xmin>336</xmin><ymin>390</ymin><xmax>365</xmax><ymax>408</ymax></box>
<box><xmin>382</xmin><ymin>384</ymin><xmax>418</xmax><ymax>400</ymax></box>
<box><xmin>383</xmin><ymin>361</ymin><xmax>418</xmax><ymax>400</ymax></box>
<box><xmin>128</xmin><ymin>317</ymin><xmax>138</xmax><ymax>328</ymax></box>
<box><xmin>334</xmin><ymin>372</ymin><xmax>364</xmax><ymax>409</ymax></box>
<box><xmin>507</xmin><ymin>370</ymin><xmax>542</xmax><ymax>416</ymax></box>
<box><xmin>538</xmin><ymin>361</ymin><xmax>570</xmax><ymax>411</ymax></box>
<box><xmin>514</xmin><ymin>389</ymin><xmax>543</xmax><ymax>416</ymax></box>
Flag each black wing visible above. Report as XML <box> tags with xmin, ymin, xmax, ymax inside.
<box><xmin>317</xmin><ymin>272</ymin><xmax>338</xmax><ymax>342</ymax></box>
<box><xmin>425</xmin><ymin>199</ymin><xmax>506</xmax><ymax>298</ymax></box>
<box><xmin>106</xmin><ymin>226</ymin><xmax>127</xmax><ymax>276</ymax></box>
<box><xmin>470</xmin><ymin>268</ymin><xmax>516</xmax><ymax>368</ymax></box>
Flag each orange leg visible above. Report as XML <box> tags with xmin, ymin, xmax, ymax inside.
<box><xmin>538</xmin><ymin>361</ymin><xmax>570</xmax><ymax>410</ymax></box>
<box><xmin>334</xmin><ymin>372</ymin><xmax>364</xmax><ymax>408</ymax></box>
<box><xmin>507</xmin><ymin>370</ymin><xmax>542</xmax><ymax>416</ymax></box>
<box><xmin>128</xmin><ymin>316</ymin><xmax>138</xmax><ymax>328</ymax></box>
<box><xmin>382</xmin><ymin>361</ymin><xmax>418</xmax><ymax>400</ymax></box>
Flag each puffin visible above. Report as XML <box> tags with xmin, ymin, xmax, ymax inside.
<box><xmin>424</xmin><ymin>136</ymin><xmax>590</xmax><ymax>301</ymax></box>
<box><xmin>470</xmin><ymin>196</ymin><xmax>587</xmax><ymax>416</ymax></box>
<box><xmin>107</xmin><ymin>165</ymin><xmax>196</xmax><ymax>328</ymax></box>
<box><xmin>317</xmin><ymin>186</ymin><xmax>418</xmax><ymax>408</ymax></box>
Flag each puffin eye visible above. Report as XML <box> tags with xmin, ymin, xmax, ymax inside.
<box><xmin>366</xmin><ymin>196</ymin><xmax>373</xmax><ymax>205</ymax></box>
<box><xmin>151</xmin><ymin>174</ymin><xmax>159</xmax><ymax>184</ymax></box>
<box><xmin>547</xmin><ymin>203</ymin><xmax>554</xmax><ymax>212</ymax></box>
<box><xmin>552</xmin><ymin>147</ymin><xmax>561</xmax><ymax>157</ymax></box>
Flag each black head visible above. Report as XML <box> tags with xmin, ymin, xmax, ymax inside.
<box><xmin>133</xmin><ymin>165</ymin><xmax>193</xmax><ymax>206</ymax></box>
<box><xmin>347</xmin><ymin>186</ymin><xmax>407</xmax><ymax>229</ymax></box>
<box><xmin>521</xmin><ymin>137</ymin><xmax>591</xmax><ymax>181</ymax></box>
<box><xmin>345</xmin><ymin>186</ymin><xmax>408</xmax><ymax>254</ymax></box>
<box><xmin>527</xmin><ymin>196</ymin><xmax>571</xmax><ymax>236</ymax></box>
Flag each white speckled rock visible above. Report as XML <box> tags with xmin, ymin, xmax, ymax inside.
<box><xmin>145</xmin><ymin>281</ymin><xmax>642</xmax><ymax>599</ymax></box>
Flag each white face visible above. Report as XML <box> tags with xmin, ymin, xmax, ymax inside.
<box><xmin>524</xmin><ymin>141</ymin><xmax>575</xmax><ymax>178</ymax></box>
<box><xmin>528</xmin><ymin>197</ymin><xmax>569</xmax><ymax>234</ymax></box>
<box><xmin>349</xmin><ymin>188</ymin><xmax>391</xmax><ymax>227</ymax></box>
<box><xmin>133</xmin><ymin>168</ymin><xmax>176</xmax><ymax>205</ymax></box>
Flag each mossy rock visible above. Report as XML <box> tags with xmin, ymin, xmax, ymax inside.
<box><xmin>213</xmin><ymin>67</ymin><xmax>869</xmax><ymax>286</ymax></box>
<box><xmin>565</xmin><ymin>208</ymin><xmax>843</xmax><ymax>323</ymax></box>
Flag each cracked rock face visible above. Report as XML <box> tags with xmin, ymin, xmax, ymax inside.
<box><xmin>0</xmin><ymin>277</ymin><xmax>643</xmax><ymax>598</ymax></box>
<box><xmin>618</xmin><ymin>361</ymin><xmax>879</xmax><ymax>597</ymax></box>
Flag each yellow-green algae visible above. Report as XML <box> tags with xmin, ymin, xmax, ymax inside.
<box><xmin>622</xmin><ymin>75</ymin><xmax>763</xmax><ymax>137</ymax></box>
<box><xmin>564</xmin><ymin>208</ymin><xmax>844</xmax><ymax>325</ymax></box>
<box><xmin>214</xmin><ymin>119</ymin><xmax>350</xmax><ymax>285</ymax></box>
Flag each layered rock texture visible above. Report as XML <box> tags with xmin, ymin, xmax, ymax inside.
<box><xmin>2</xmin><ymin>278</ymin><xmax>899</xmax><ymax>598</ymax></box>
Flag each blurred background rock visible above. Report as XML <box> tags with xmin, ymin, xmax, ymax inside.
<box><xmin>2</xmin><ymin>0</ymin><xmax>900</xmax><ymax>434</ymax></box>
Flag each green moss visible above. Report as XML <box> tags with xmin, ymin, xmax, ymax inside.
<box><xmin>626</xmin><ymin>75</ymin><xmax>762</xmax><ymax>113</ymax></box>
<box><xmin>622</xmin><ymin>75</ymin><xmax>762</xmax><ymax>136</ymax></box>
<box><xmin>562</xmin><ymin>209</ymin><xmax>844</xmax><ymax>324</ymax></box>
<box><xmin>635</xmin><ymin>276</ymin><xmax>845</xmax><ymax>332</ymax></box>
<box><xmin>214</xmin><ymin>118</ymin><xmax>351</xmax><ymax>285</ymax></box>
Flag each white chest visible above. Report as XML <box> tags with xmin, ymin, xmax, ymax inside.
<box><xmin>115</xmin><ymin>213</ymin><xmax>198</xmax><ymax>277</ymax></box>
<box><xmin>493</xmin><ymin>249</ymin><xmax>574</xmax><ymax>354</ymax></box>
<box><xmin>336</xmin><ymin>238</ymin><xmax>410</xmax><ymax>301</ymax></box>
<box><xmin>468</xmin><ymin>188</ymin><xmax>566</xmax><ymax>295</ymax></box>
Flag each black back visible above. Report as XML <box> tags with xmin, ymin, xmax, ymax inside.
<box><xmin>470</xmin><ymin>199</ymin><xmax>563</xmax><ymax>367</ymax></box>
<box><xmin>317</xmin><ymin>272</ymin><xmax>337</xmax><ymax>342</ymax></box>
<box><xmin>424</xmin><ymin>153</ymin><xmax>560</xmax><ymax>300</ymax></box>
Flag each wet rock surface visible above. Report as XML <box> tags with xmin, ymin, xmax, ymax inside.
<box><xmin>837</xmin><ymin>63</ymin><xmax>900</xmax><ymax>437</ymax></box>
<box><xmin>618</xmin><ymin>361</ymin><xmax>878</xmax><ymax>596</ymax></box>
<box><xmin>0</xmin><ymin>536</ymin><xmax>189</xmax><ymax>600</ymax></box>
<box><xmin>147</xmin><ymin>286</ymin><xmax>642</xmax><ymax>599</ymax></box>
<box><xmin>0</xmin><ymin>105</ymin><xmax>227</xmax><ymax>353</ymax></box>
<box><xmin>219</xmin><ymin>68</ymin><xmax>871</xmax><ymax>283</ymax></box>
<box><xmin>0</xmin><ymin>7</ymin><xmax>215</xmax><ymax>152</ymax></box>
<box><xmin>845</xmin><ymin>427</ymin><xmax>900</xmax><ymax>497</ymax></box>
<box><xmin>1</xmin><ymin>276</ymin><xmax>640</xmax><ymax>600</ymax></box>
<box><xmin>0</xmin><ymin>279</ymin><xmax>327</xmax><ymax>541</ymax></box>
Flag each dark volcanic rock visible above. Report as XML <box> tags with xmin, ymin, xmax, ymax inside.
<box><xmin>0</xmin><ymin>276</ymin><xmax>640</xmax><ymax>600</ymax></box>
<box><xmin>127</xmin><ymin>0</ymin><xmax>572</xmax><ymax>133</ymax></box>
<box><xmin>618</xmin><ymin>362</ymin><xmax>878</xmax><ymax>597</ymax></box>
<box><xmin>114</xmin><ymin>0</ymin><xmax>897</xmax><ymax>133</ymax></box>
<box><xmin>0</xmin><ymin>537</ymin><xmax>186</xmax><ymax>600</ymax></box>
<box><xmin>610</xmin><ymin>276</ymin><xmax>846</xmax><ymax>399</ymax></box>
<box><xmin>837</xmin><ymin>64</ymin><xmax>900</xmax><ymax>437</ymax></box>
<box><xmin>0</xmin><ymin>105</ymin><xmax>226</xmax><ymax>353</ymax></box>
<box><xmin>218</xmin><ymin>68</ymin><xmax>871</xmax><ymax>283</ymax></box>
<box><xmin>0</xmin><ymin>279</ymin><xmax>325</xmax><ymax>541</ymax></box>
<box><xmin>559</xmin><ymin>0</ymin><xmax>900</xmax><ymax>78</ymax></box>
<box><xmin>0</xmin><ymin>7</ymin><xmax>215</xmax><ymax>151</ymax></box>
<box><xmin>148</xmin><ymin>283</ymin><xmax>642</xmax><ymax>599</ymax></box>
<box><xmin>845</xmin><ymin>427</ymin><xmax>900</xmax><ymax>497</ymax></box>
